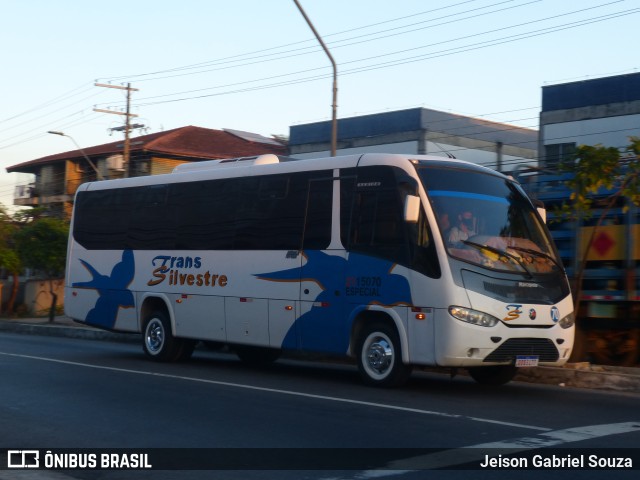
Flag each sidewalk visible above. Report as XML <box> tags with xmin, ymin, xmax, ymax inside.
<box><xmin>0</xmin><ymin>315</ymin><xmax>140</xmax><ymax>343</ymax></box>
<box><xmin>1</xmin><ymin>316</ymin><xmax>639</xmax><ymax>393</ymax></box>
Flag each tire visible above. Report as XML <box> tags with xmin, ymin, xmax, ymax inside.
<box><xmin>177</xmin><ymin>339</ymin><xmax>197</xmax><ymax>362</ymax></box>
<box><xmin>356</xmin><ymin>322</ymin><xmax>412</xmax><ymax>388</ymax></box>
<box><xmin>142</xmin><ymin>311</ymin><xmax>184</xmax><ymax>362</ymax></box>
<box><xmin>235</xmin><ymin>345</ymin><xmax>281</xmax><ymax>366</ymax></box>
<box><xmin>467</xmin><ymin>365</ymin><xmax>518</xmax><ymax>386</ymax></box>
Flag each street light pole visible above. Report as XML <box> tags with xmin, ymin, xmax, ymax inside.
<box><xmin>293</xmin><ymin>0</ymin><xmax>338</xmax><ymax>157</ymax></box>
<box><xmin>47</xmin><ymin>131</ymin><xmax>104</xmax><ymax>180</ymax></box>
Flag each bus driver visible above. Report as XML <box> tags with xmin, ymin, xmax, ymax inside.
<box><xmin>448</xmin><ymin>210</ymin><xmax>476</xmax><ymax>247</ymax></box>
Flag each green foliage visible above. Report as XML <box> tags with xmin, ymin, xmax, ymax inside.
<box><xmin>554</xmin><ymin>137</ymin><xmax>640</xmax><ymax>221</ymax></box>
<box><xmin>0</xmin><ymin>207</ymin><xmax>70</xmax><ymax>316</ymax></box>
<box><xmin>14</xmin><ymin>217</ymin><xmax>69</xmax><ymax>278</ymax></box>
<box><xmin>555</xmin><ymin>137</ymin><xmax>640</xmax><ymax>318</ymax></box>
<box><xmin>0</xmin><ymin>248</ymin><xmax>20</xmax><ymax>273</ymax></box>
<box><xmin>0</xmin><ymin>205</ymin><xmax>21</xmax><ymax>273</ymax></box>
<box><xmin>12</xmin><ymin>206</ymin><xmax>47</xmax><ymax>224</ymax></box>
<box><xmin>625</xmin><ymin>136</ymin><xmax>640</xmax><ymax>206</ymax></box>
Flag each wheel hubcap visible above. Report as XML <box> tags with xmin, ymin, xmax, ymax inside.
<box><xmin>366</xmin><ymin>336</ymin><xmax>393</xmax><ymax>375</ymax></box>
<box><xmin>146</xmin><ymin>319</ymin><xmax>164</xmax><ymax>353</ymax></box>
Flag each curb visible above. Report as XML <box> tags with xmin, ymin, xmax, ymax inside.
<box><xmin>1</xmin><ymin>319</ymin><xmax>639</xmax><ymax>393</ymax></box>
<box><xmin>515</xmin><ymin>363</ymin><xmax>640</xmax><ymax>392</ymax></box>
<box><xmin>0</xmin><ymin>319</ymin><xmax>140</xmax><ymax>343</ymax></box>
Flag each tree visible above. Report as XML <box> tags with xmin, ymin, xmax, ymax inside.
<box><xmin>14</xmin><ymin>217</ymin><xmax>69</xmax><ymax>322</ymax></box>
<box><xmin>0</xmin><ymin>206</ymin><xmax>22</xmax><ymax>314</ymax></box>
<box><xmin>557</xmin><ymin>137</ymin><xmax>640</xmax><ymax>362</ymax></box>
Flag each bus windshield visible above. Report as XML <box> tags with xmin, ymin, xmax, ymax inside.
<box><xmin>416</xmin><ymin>162</ymin><xmax>561</xmax><ymax>275</ymax></box>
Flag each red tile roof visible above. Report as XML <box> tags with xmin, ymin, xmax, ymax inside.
<box><xmin>6</xmin><ymin>126</ymin><xmax>286</xmax><ymax>173</ymax></box>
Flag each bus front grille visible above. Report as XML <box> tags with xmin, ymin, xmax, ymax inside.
<box><xmin>483</xmin><ymin>338</ymin><xmax>559</xmax><ymax>363</ymax></box>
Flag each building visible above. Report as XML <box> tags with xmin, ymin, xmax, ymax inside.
<box><xmin>539</xmin><ymin>72</ymin><xmax>640</xmax><ymax>167</ymax></box>
<box><xmin>532</xmin><ymin>72</ymin><xmax>640</xmax><ymax>366</ymax></box>
<box><xmin>7</xmin><ymin>126</ymin><xmax>285</xmax><ymax>218</ymax></box>
<box><xmin>288</xmin><ymin>107</ymin><xmax>538</xmax><ymax>173</ymax></box>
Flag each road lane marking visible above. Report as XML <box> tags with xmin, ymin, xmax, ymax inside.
<box><xmin>0</xmin><ymin>350</ymin><xmax>549</xmax><ymax>432</ymax></box>
<box><xmin>349</xmin><ymin>422</ymin><xmax>640</xmax><ymax>478</ymax></box>
<box><xmin>0</xmin><ymin>472</ymin><xmax>78</xmax><ymax>480</ymax></box>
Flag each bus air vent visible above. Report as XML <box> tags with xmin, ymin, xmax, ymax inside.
<box><xmin>483</xmin><ymin>338</ymin><xmax>559</xmax><ymax>363</ymax></box>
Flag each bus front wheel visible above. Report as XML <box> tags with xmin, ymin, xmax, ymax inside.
<box><xmin>356</xmin><ymin>322</ymin><xmax>412</xmax><ymax>387</ymax></box>
<box><xmin>143</xmin><ymin>311</ymin><xmax>185</xmax><ymax>362</ymax></box>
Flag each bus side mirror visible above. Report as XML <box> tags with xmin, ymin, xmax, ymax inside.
<box><xmin>404</xmin><ymin>195</ymin><xmax>420</xmax><ymax>223</ymax></box>
<box><xmin>534</xmin><ymin>199</ymin><xmax>547</xmax><ymax>223</ymax></box>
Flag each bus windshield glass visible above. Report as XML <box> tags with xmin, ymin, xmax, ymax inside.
<box><xmin>416</xmin><ymin>162</ymin><xmax>561</xmax><ymax>275</ymax></box>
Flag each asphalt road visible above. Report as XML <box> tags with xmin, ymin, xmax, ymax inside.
<box><xmin>1</xmin><ymin>332</ymin><xmax>639</xmax><ymax>480</ymax></box>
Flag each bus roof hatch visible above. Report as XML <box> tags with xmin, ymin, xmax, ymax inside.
<box><xmin>172</xmin><ymin>154</ymin><xmax>280</xmax><ymax>173</ymax></box>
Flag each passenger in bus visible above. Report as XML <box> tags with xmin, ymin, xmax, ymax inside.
<box><xmin>448</xmin><ymin>210</ymin><xmax>476</xmax><ymax>247</ymax></box>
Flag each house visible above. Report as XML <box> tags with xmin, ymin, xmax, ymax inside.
<box><xmin>7</xmin><ymin>126</ymin><xmax>285</xmax><ymax>218</ymax></box>
<box><xmin>288</xmin><ymin>107</ymin><xmax>538</xmax><ymax>173</ymax></box>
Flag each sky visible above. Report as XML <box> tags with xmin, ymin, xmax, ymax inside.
<box><xmin>0</xmin><ymin>0</ymin><xmax>638</xmax><ymax>211</ymax></box>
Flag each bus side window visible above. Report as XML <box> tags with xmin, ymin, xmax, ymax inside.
<box><xmin>339</xmin><ymin>166</ymin><xmax>440</xmax><ymax>278</ymax></box>
<box><xmin>74</xmin><ymin>188</ymin><xmax>131</xmax><ymax>249</ymax></box>
<box><xmin>408</xmin><ymin>207</ymin><xmax>441</xmax><ymax>279</ymax></box>
<box><xmin>128</xmin><ymin>185</ymin><xmax>174</xmax><ymax>249</ymax></box>
<box><xmin>172</xmin><ymin>179</ymin><xmax>236</xmax><ymax>250</ymax></box>
<box><xmin>303</xmin><ymin>177</ymin><xmax>333</xmax><ymax>250</ymax></box>
<box><xmin>341</xmin><ymin>166</ymin><xmax>409</xmax><ymax>265</ymax></box>
<box><xmin>351</xmin><ymin>190</ymin><xmax>404</xmax><ymax>250</ymax></box>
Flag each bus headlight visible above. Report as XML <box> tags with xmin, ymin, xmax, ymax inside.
<box><xmin>559</xmin><ymin>313</ymin><xmax>575</xmax><ymax>329</ymax></box>
<box><xmin>449</xmin><ymin>306</ymin><xmax>499</xmax><ymax>327</ymax></box>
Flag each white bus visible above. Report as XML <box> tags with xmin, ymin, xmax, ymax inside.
<box><xmin>64</xmin><ymin>153</ymin><xmax>574</xmax><ymax>387</ymax></box>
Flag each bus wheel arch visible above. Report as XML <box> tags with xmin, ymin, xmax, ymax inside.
<box><xmin>351</xmin><ymin>312</ymin><xmax>412</xmax><ymax>387</ymax></box>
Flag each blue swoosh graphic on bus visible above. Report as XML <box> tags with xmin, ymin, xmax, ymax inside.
<box><xmin>72</xmin><ymin>249</ymin><xmax>135</xmax><ymax>329</ymax></box>
<box><xmin>256</xmin><ymin>250</ymin><xmax>412</xmax><ymax>354</ymax></box>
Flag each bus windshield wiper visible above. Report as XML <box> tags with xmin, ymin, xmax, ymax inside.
<box><xmin>506</xmin><ymin>245</ymin><xmax>563</xmax><ymax>271</ymax></box>
<box><xmin>462</xmin><ymin>240</ymin><xmax>533</xmax><ymax>278</ymax></box>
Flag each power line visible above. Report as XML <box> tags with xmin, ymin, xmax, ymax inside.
<box><xmin>3</xmin><ymin>121</ymin><xmax>638</xmax><ymax>211</ymax></box>
<box><xmin>0</xmin><ymin>86</ymin><xmax>111</xmax><ymax>150</ymax></box>
<box><xmin>124</xmin><ymin>7</ymin><xmax>639</xmax><ymax>109</ymax></box>
<box><xmin>0</xmin><ymin>83</ymin><xmax>93</xmax><ymax>125</ymax></box>
<box><xmin>1</xmin><ymin>89</ymin><xmax>106</xmax><ymax>135</ymax></box>
<box><xmin>97</xmin><ymin>0</ymin><xmax>487</xmax><ymax>82</ymax></box>
<box><xmin>1</xmin><ymin>2</ymin><xmax>636</xmax><ymax>156</ymax></box>
<box><xmin>97</xmin><ymin>0</ymin><xmax>542</xmax><ymax>87</ymax></box>
<box><xmin>95</xmin><ymin>0</ymin><xmax>622</xmax><ymax>92</ymax></box>
<box><xmin>0</xmin><ymin>109</ymin><xmax>108</xmax><ymax>151</ymax></box>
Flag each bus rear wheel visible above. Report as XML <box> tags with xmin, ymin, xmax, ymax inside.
<box><xmin>143</xmin><ymin>311</ymin><xmax>186</xmax><ymax>362</ymax></box>
<box><xmin>467</xmin><ymin>365</ymin><xmax>518</xmax><ymax>386</ymax></box>
<box><xmin>356</xmin><ymin>322</ymin><xmax>412</xmax><ymax>388</ymax></box>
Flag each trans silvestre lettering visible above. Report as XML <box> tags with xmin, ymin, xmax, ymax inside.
<box><xmin>147</xmin><ymin>255</ymin><xmax>228</xmax><ymax>288</ymax></box>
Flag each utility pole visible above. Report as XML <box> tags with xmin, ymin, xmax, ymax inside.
<box><xmin>94</xmin><ymin>83</ymin><xmax>139</xmax><ymax>177</ymax></box>
<box><xmin>293</xmin><ymin>0</ymin><xmax>338</xmax><ymax>156</ymax></box>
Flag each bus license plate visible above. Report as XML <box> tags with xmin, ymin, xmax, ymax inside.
<box><xmin>515</xmin><ymin>355</ymin><xmax>539</xmax><ymax>367</ymax></box>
